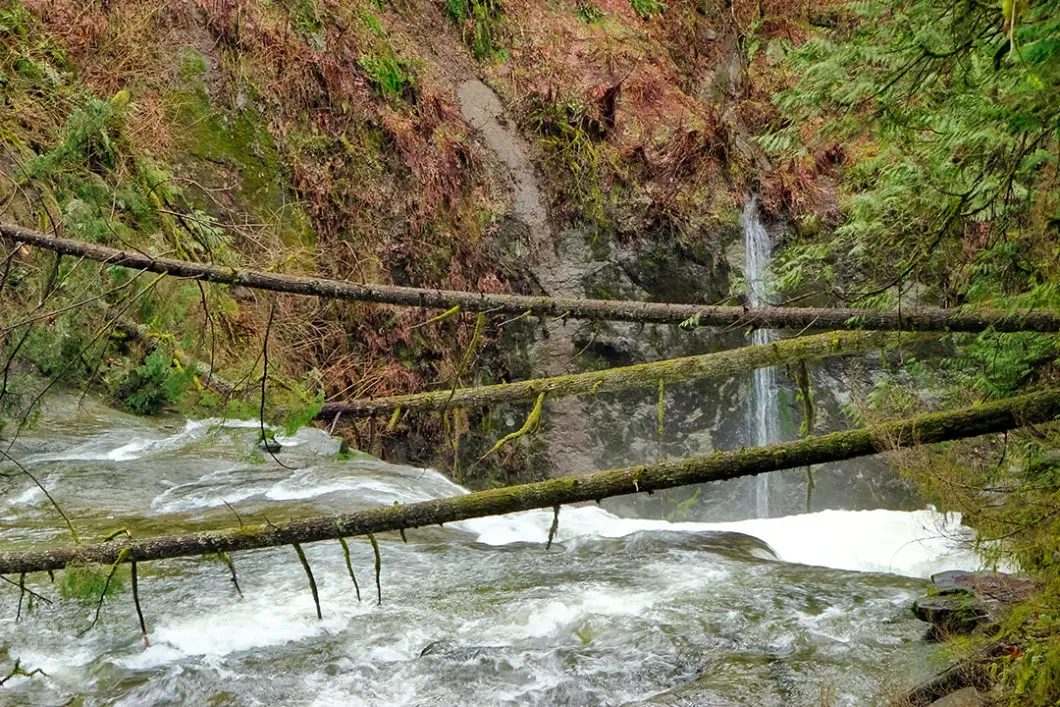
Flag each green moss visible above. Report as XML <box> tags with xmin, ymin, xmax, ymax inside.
<box><xmin>60</xmin><ymin>563</ymin><xmax>125</xmax><ymax>600</ymax></box>
<box><xmin>177</xmin><ymin>49</ymin><xmax>207</xmax><ymax>81</ymax></box>
<box><xmin>169</xmin><ymin>89</ymin><xmax>313</xmax><ymax>246</ymax></box>
<box><xmin>279</xmin><ymin>0</ymin><xmax>326</xmax><ymax>46</ymax></box>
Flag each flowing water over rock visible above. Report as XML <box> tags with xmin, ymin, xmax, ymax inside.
<box><xmin>0</xmin><ymin>398</ymin><xmax>984</xmax><ymax>705</ymax></box>
<box><xmin>742</xmin><ymin>196</ymin><xmax>780</xmax><ymax>518</ymax></box>
<box><xmin>456</xmin><ymin>77</ymin><xmax>596</xmax><ymax>477</ymax></box>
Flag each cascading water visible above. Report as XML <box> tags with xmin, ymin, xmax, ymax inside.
<box><xmin>0</xmin><ymin>397</ymin><xmax>986</xmax><ymax>705</ymax></box>
<box><xmin>743</xmin><ymin>195</ymin><xmax>780</xmax><ymax>518</ymax></box>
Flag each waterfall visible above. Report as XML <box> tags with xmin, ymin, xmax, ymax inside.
<box><xmin>742</xmin><ymin>196</ymin><xmax>780</xmax><ymax>518</ymax></box>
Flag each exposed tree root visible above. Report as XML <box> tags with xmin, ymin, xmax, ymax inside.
<box><xmin>292</xmin><ymin>543</ymin><xmax>322</xmax><ymax>620</ymax></box>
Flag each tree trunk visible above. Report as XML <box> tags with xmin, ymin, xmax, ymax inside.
<box><xmin>1</xmin><ymin>388</ymin><xmax>1058</xmax><ymax>575</ymax></box>
<box><xmin>319</xmin><ymin>330</ymin><xmax>906</xmax><ymax>418</ymax></box>
<box><xmin>3</xmin><ymin>223</ymin><xmax>1059</xmax><ymax>333</ymax></box>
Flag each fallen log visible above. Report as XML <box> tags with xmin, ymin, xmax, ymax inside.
<box><xmin>319</xmin><ymin>330</ymin><xmax>904</xmax><ymax>418</ymax></box>
<box><xmin>3</xmin><ymin>223</ymin><xmax>1059</xmax><ymax>332</ymax></box>
<box><xmin>1</xmin><ymin>387</ymin><xmax>1059</xmax><ymax>575</ymax></box>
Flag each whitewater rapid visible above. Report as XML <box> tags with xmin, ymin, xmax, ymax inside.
<box><xmin>0</xmin><ymin>402</ymin><xmax>986</xmax><ymax>704</ymax></box>
<box><xmin>459</xmin><ymin>505</ymin><xmax>980</xmax><ymax>579</ymax></box>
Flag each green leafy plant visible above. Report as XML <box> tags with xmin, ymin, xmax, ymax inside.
<box><xmin>24</xmin><ymin>91</ymin><xmax>134</xmax><ymax>178</ymax></box>
<box><xmin>576</xmin><ymin>1</ymin><xmax>605</xmax><ymax>22</ymax></box>
<box><xmin>358</xmin><ymin>54</ymin><xmax>415</xmax><ymax>101</ymax></box>
<box><xmin>767</xmin><ymin>0</ymin><xmax>1060</xmax><ymax>306</ymax></box>
<box><xmin>117</xmin><ymin>348</ymin><xmax>195</xmax><ymax>415</ymax></box>
<box><xmin>445</xmin><ymin>0</ymin><xmax>505</xmax><ymax>60</ymax></box>
<box><xmin>630</xmin><ymin>0</ymin><xmax>664</xmax><ymax>19</ymax></box>
<box><xmin>523</xmin><ymin>95</ymin><xmax>607</xmax><ymax>227</ymax></box>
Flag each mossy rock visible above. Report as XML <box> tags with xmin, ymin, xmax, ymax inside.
<box><xmin>913</xmin><ymin>593</ymin><xmax>993</xmax><ymax>636</ymax></box>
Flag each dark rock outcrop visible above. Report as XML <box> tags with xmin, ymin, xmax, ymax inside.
<box><xmin>912</xmin><ymin>570</ymin><xmax>1037</xmax><ymax>638</ymax></box>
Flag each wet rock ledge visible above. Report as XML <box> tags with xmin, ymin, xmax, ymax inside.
<box><xmin>907</xmin><ymin>570</ymin><xmax>1038</xmax><ymax>707</ymax></box>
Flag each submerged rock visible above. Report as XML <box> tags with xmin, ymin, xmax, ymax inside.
<box><xmin>419</xmin><ymin>639</ymin><xmax>497</xmax><ymax>662</ymax></box>
<box><xmin>929</xmin><ymin>686</ymin><xmax>986</xmax><ymax>706</ymax></box>
<box><xmin>575</xmin><ymin>529</ymin><xmax>777</xmax><ymax>562</ymax></box>
<box><xmin>259</xmin><ymin>439</ymin><xmax>283</xmax><ymax>454</ymax></box>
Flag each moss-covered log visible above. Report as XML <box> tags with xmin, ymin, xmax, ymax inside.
<box><xmin>2</xmin><ymin>388</ymin><xmax>1059</xmax><ymax>575</ymax></box>
<box><xmin>320</xmin><ymin>330</ymin><xmax>901</xmax><ymax>418</ymax></box>
<box><xmin>4</xmin><ymin>223</ymin><xmax>1060</xmax><ymax>333</ymax></box>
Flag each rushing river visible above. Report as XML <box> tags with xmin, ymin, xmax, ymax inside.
<box><xmin>0</xmin><ymin>398</ymin><xmax>982</xmax><ymax>705</ymax></box>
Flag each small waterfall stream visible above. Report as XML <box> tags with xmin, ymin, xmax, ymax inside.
<box><xmin>743</xmin><ymin>196</ymin><xmax>780</xmax><ymax>518</ymax></box>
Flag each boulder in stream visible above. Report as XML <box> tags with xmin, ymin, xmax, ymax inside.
<box><xmin>912</xmin><ymin>570</ymin><xmax>1037</xmax><ymax>638</ymax></box>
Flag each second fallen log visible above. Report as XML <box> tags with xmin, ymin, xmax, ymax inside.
<box><xmin>319</xmin><ymin>330</ymin><xmax>905</xmax><ymax>418</ymax></box>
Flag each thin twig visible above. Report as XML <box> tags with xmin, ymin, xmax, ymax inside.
<box><xmin>367</xmin><ymin>533</ymin><xmax>382</xmax><ymax>606</ymax></box>
<box><xmin>131</xmin><ymin>562</ymin><xmax>150</xmax><ymax>647</ymax></box>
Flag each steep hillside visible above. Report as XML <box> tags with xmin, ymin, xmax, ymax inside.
<box><xmin>0</xmin><ymin>0</ymin><xmax>812</xmax><ymax>482</ymax></box>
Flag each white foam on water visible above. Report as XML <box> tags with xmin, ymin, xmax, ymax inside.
<box><xmin>106</xmin><ymin>439</ymin><xmax>153</xmax><ymax>461</ymax></box>
<box><xmin>703</xmin><ymin>509</ymin><xmax>982</xmax><ymax>578</ymax></box>
<box><xmin>457</xmin><ymin>505</ymin><xmax>982</xmax><ymax>579</ymax></box>
<box><xmin>123</xmin><ymin>581</ymin><xmax>358</xmax><ymax>666</ymax></box>
<box><xmin>263</xmin><ymin>467</ymin><xmax>463</xmax><ymax>505</ymax></box>
<box><xmin>26</xmin><ymin>419</ymin><xmax>212</xmax><ymax>464</ymax></box>
<box><xmin>490</xmin><ymin>588</ymin><xmax>656</xmax><ymax>641</ymax></box>
<box><xmin>9</xmin><ymin>485</ymin><xmax>44</xmax><ymax>505</ymax></box>
<box><xmin>149</xmin><ymin>465</ymin><xmax>274</xmax><ymax>513</ymax></box>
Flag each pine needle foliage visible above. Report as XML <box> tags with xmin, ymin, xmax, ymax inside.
<box><xmin>766</xmin><ymin>0</ymin><xmax>1059</xmax><ymax>309</ymax></box>
<box><xmin>763</xmin><ymin>4</ymin><xmax>1060</xmax><ymax>700</ymax></box>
